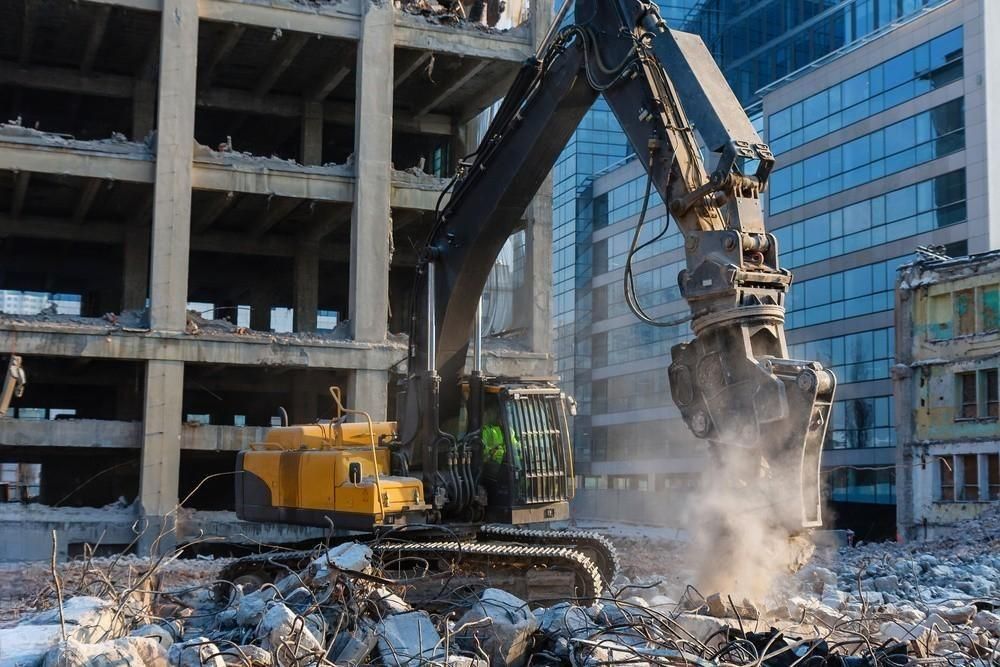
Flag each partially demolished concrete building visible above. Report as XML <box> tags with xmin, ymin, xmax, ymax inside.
<box><xmin>896</xmin><ymin>249</ymin><xmax>1000</xmax><ymax>540</ymax></box>
<box><xmin>0</xmin><ymin>0</ymin><xmax>554</xmax><ymax>559</ymax></box>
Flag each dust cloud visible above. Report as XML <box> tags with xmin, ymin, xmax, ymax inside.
<box><xmin>684</xmin><ymin>444</ymin><xmax>815</xmax><ymax>603</ymax></box>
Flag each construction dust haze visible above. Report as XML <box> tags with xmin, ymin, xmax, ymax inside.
<box><xmin>684</xmin><ymin>442</ymin><xmax>816</xmax><ymax>604</ymax></box>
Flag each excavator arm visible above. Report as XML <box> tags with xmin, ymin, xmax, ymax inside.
<box><xmin>397</xmin><ymin>0</ymin><xmax>835</xmax><ymax>528</ymax></box>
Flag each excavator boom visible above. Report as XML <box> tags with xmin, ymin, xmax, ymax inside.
<box><xmin>398</xmin><ymin>0</ymin><xmax>836</xmax><ymax>528</ymax></box>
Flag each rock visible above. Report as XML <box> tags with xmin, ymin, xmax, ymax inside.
<box><xmin>24</xmin><ymin>596</ymin><xmax>129</xmax><ymax>643</ymax></box>
<box><xmin>935</xmin><ymin>604</ymin><xmax>976</xmax><ymax>625</ymax></box>
<box><xmin>169</xmin><ymin>638</ymin><xmax>225</xmax><ymax>667</ymax></box>
<box><xmin>235</xmin><ymin>588</ymin><xmax>276</xmax><ymax>627</ymax></box>
<box><xmin>258</xmin><ymin>603</ymin><xmax>324</xmax><ymax>662</ymax></box>
<box><xmin>974</xmin><ymin>610</ymin><xmax>1000</xmax><ymax>634</ymax></box>
<box><xmin>42</xmin><ymin>637</ymin><xmax>168</xmax><ymax>667</ymax></box>
<box><xmin>309</xmin><ymin>543</ymin><xmax>373</xmax><ymax>578</ymax></box>
<box><xmin>921</xmin><ymin>612</ymin><xmax>953</xmax><ymax>633</ymax></box>
<box><xmin>373</xmin><ymin>586</ymin><xmax>412</xmax><ymax>614</ymax></box>
<box><xmin>874</xmin><ymin>575</ymin><xmax>899</xmax><ymax>593</ymax></box>
<box><xmin>538</xmin><ymin>603</ymin><xmax>598</xmax><ymax>641</ymax></box>
<box><xmin>648</xmin><ymin>595</ymin><xmax>676</xmax><ymax>610</ymax></box>
<box><xmin>879</xmin><ymin>620</ymin><xmax>930</xmax><ymax>645</ymax></box>
<box><xmin>705</xmin><ymin>593</ymin><xmax>758</xmax><ymax>620</ymax></box>
<box><xmin>327</xmin><ymin>619</ymin><xmax>378</xmax><ymax>665</ymax></box>
<box><xmin>130</xmin><ymin>624</ymin><xmax>175</xmax><ymax>649</ymax></box>
<box><xmin>456</xmin><ymin>589</ymin><xmax>538</xmax><ymax>667</ymax></box>
<box><xmin>377</xmin><ymin>611</ymin><xmax>444</xmax><ymax>667</ymax></box>
<box><xmin>671</xmin><ymin>614</ymin><xmax>728</xmax><ymax>649</ymax></box>
<box><xmin>230</xmin><ymin>646</ymin><xmax>272</xmax><ymax>667</ymax></box>
<box><xmin>858</xmin><ymin>591</ymin><xmax>884</xmax><ymax>606</ymax></box>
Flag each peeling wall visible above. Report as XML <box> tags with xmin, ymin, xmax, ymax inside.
<box><xmin>896</xmin><ymin>252</ymin><xmax>1000</xmax><ymax>540</ymax></box>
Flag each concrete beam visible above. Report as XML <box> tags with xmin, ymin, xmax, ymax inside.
<box><xmin>72</xmin><ymin>178</ymin><xmax>103</xmax><ymax>223</ymax></box>
<box><xmin>254</xmin><ymin>32</ymin><xmax>311</xmax><ymax>99</ymax></box>
<box><xmin>81</xmin><ymin>0</ymin><xmax>161</xmax><ymax>10</ymax></box>
<box><xmin>0</xmin><ymin>61</ymin><xmax>132</xmax><ymax>98</ymax></box>
<box><xmin>0</xmin><ymin>139</ymin><xmax>155</xmax><ymax>183</ymax></box>
<box><xmin>349</xmin><ymin>1</ymin><xmax>393</xmax><ymax>343</ymax></box>
<box><xmin>393</xmin><ymin>18</ymin><xmax>532</xmax><ymax>61</ymax></box>
<box><xmin>0</xmin><ymin>418</ymin><xmax>272</xmax><ymax>452</ymax></box>
<box><xmin>81</xmin><ymin>6</ymin><xmax>112</xmax><ymax>75</ymax></box>
<box><xmin>393</xmin><ymin>51</ymin><xmax>432</xmax><ymax>90</ymax></box>
<box><xmin>0</xmin><ymin>61</ymin><xmax>453</xmax><ymax>135</ymax></box>
<box><xmin>249</xmin><ymin>197</ymin><xmax>303</xmax><ymax>237</ymax></box>
<box><xmin>191</xmin><ymin>159</ymin><xmax>353</xmax><ymax>201</ymax></box>
<box><xmin>198</xmin><ymin>0</ymin><xmax>362</xmax><ymax>40</ymax></box>
<box><xmin>0</xmin><ymin>214</ymin><xmax>125</xmax><ymax>243</ymax></box>
<box><xmin>458</xmin><ymin>67</ymin><xmax>517</xmax><ymax>122</ymax></box>
<box><xmin>0</xmin><ymin>324</ymin><xmax>404</xmax><ymax>369</ymax></box>
<box><xmin>199</xmin><ymin>24</ymin><xmax>246</xmax><ymax>89</ymax></box>
<box><xmin>416</xmin><ymin>61</ymin><xmax>487</xmax><ymax>117</ymax></box>
<box><xmin>192</xmin><ymin>191</ymin><xmax>238</xmax><ymax>233</ymax></box>
<box><xmin>10</xmin><ymin>171</ymin><xmax>29</xmax><ymax>219</ymax></box>
<box><xmin>309</xmin><ymin>65</ymin><xmax>351</xmax><ymax>102</ymax></box>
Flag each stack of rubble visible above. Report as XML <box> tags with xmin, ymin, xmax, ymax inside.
<box><xmin>6</xmin><ymin>511</ymin><xmax>1000</xmax><ymax>666</ymax></box>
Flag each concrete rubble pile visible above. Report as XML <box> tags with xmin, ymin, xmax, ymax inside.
<box><xmin>6</xmin><ymin>512</ymin><xmax>1000</xmax><ymax>665</ymax></box>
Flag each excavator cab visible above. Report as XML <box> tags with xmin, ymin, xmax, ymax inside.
<box><xmin>464</xmin><ymin>378</ymin><xmax>575</xmax><ymax>524</ymax></box>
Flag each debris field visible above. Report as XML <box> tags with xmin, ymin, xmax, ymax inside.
<box><xmin>4</xmin><ymin>510</ymin><xmax>1000</xmax><ymax>667</ymax></box>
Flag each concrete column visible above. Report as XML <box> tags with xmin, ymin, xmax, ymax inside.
<box><xmin>348</xmin><ymin>1</ymin><xmax>393</xmax><ymax>342</ymax></box>
<box><xmin>893</xmin><ymin>282</ymin><xmax>915</xmax><ymax>539</ymax></box>
<box><xmin>291</xmin><ymin>378</ymin><xmax>319</xmax><ymax>425</ymax></box>
<box><xmin>300</xmin><ymin>101</ymin><xmax>324</xmax><ymax>166</ymax></box>
<box><xmin>132</xmin><ymin>81</ymin><xmax>156</xmax><ymax>142</ymax></box>
<box><xmin>139</xmin><ymin>359</ymin><xmax>184</xmax><ymax>554</ymax></box>
<box><xmin>978</xmin><ymin>453</ymin><xmax>991</xmax><ymax>501</ymax></box>
<box><xmin>122</xmin><ymin>225</ymin><xmax>151</xmax><ymax>312</ymax></box>
<box><xmin>139</xmin><ymin>0</ymin><xmax>197</xmax><ymax>554</ymax></box>
<box><xmin>149</xmin><ymin>0</ymin><xmax>197</xmax><ymax>332</ymax></box>
<box><xmin>523</xmin><ymin>178</ymin><xmax>553</xmax><ymax>361</ymax></box>
<box><xmin>293</xmin><ymin>242</ymin><xmax>319</xmax><ymax>332</ymax></box>
<box><xmin>250</xmin><ymin>291</ymin><xmax>271</xmax><ymax>331</ymax></box>
<box><xmin>347</xmin><ymin>369</ymin><xmax>388</xmax><ymax>421</ymax></box>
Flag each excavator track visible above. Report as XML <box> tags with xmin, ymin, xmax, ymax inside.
<box><xmin>477</xmin><ymin>524</ymin><xmax>621</xmax><ymax>585</ymax></box>
<box><xmin>373</xmin><ymin>540</ymin><xmax>604</xmax><ymax>602</ymax></box>
<box><xmin>216</xmin><ymin>536</ymin><xmax>605</xmax><ymax>605</ymax></box>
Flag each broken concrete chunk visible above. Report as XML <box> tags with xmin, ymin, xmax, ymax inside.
<box><xmin>670</xmin><ymin>614</ymin><xmax>728</xmax><ymax>649</ymax></box>
<box><xmin>310</xmin><ymin>542</ymin><xmax>373</xmax><ymax>578</ymax></box>
<box><xmin>168</xmin><ymin>637</ymin><xmax>226</xmax><ymax>667</ymax></box>
<box><xmin>538</xmin><ymin>603</ymin><xmax>599</xmax><ymax>640</ymax></box>
<box><xmin>129</xmin><ymin>623</ymin><xmax>175</xmax><ymax>649</ymax></box>
<box><xmin>705</xmin><ymin>593</ymin><xmax>759</xmax><ymax>620</ymax></box>
<box><xmin>935</xmin><ymin>604</ymin><xmax>976</xmax><ymax>625</ymax></box>
<box><xmin>878</xmin><ymin>620</ymin><xmax>931</xmax><ymax>646</ymax></box>
<box><xmin>327</xmin><ymin>619</ymin><xmax>378</xmax><ymax>665</ymax></box>
<box><xmin>258</xmin><ymin>602</ymin><xmax>324</xmax><ymax>662</ymax></box>
<box><xmin>456</xmin><ymin>588</ymin><xmax>538</xmax><ymax>667</ymax></box>
<box><xmin>235</xmin><ymin>588</ymin><xmax>276</xmax><ymax>627</ymax></box>
<box><xmin>974</xmin><ymin>610</ymin><xmax>1000</xmax><ymax>634</ymax></box>
<box><xmin>377</xmin><ymin>610</ymin><xmax>445</xmax><ymax>667</ymax></box>
<box><xmin>373</xmin><ymin>586</ymin><xmax>412</xmax><ymax>614</ymax></box>
<box><xmin>42</xmin><ymin>637</ymin><xmax>168</xmax><ymax>667</ymax></box>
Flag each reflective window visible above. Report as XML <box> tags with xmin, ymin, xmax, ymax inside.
<box><xmin>789</xmin><ymin>328</ymin><xmax>895</xmax><ymax>386</ymax></box>
<box><xmin>774</xmin><ymin>170</ymin><xmax>966</xmax><ymax>269</ymax></box>
<box><xmin>592</xmin><ymin>321</ymin><xmax>687</xmax><ymax>368</ymax></box>
<box><xmin>767</xmin><ymin>29</ymin><xmax>963</xmax><ymax>154</ymax></box>
<box><xmin>786</xmin><ymin>255</ymin><xmax>914</xmax><ymax>329</ymax></box>
<box><xmin>594</xmin><ymin>260</ymin><xmax>685</xmax><ymax>321</ymax></box>
<box><xmin>770</xmin><ymin>99</ymin><xmax>965</xmax><ymax>214</ymax></box>
<box><xmin>826</xmin><ymin>396</ymin><xmax>895</xmax><ymax>449</ymax></box>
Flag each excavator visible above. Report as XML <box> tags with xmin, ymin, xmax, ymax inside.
<box><xmin>226</xmin><ymin>0</ymin><xmax>837</xmax><ymax>600</ymax></box>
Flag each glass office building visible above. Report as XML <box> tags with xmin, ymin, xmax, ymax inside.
<box><xmin>560</xmin><ymin>0</ymin><xmax>975</xmax><ymax>534</ymax></box>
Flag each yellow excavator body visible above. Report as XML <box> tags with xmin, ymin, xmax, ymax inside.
<box><xmin>235</xmin><ymin>421</ymin><xmax>430</xmax><ymax>531</ymax></box>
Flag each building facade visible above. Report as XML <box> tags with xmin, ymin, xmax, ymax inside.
<box><xmin>896</xmin><ymin>251</ymin><xmax>1000</xmax><ymax>540</ymax></box>
<box><xmin>0</xmin><ymin>0</ymin><xmax>554</xmax><ymax>560</ymax></box>
<box><xmin>565</xmin><ymin>0</ymin><xmax>987</xmax><ymax>534</ymax></box>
